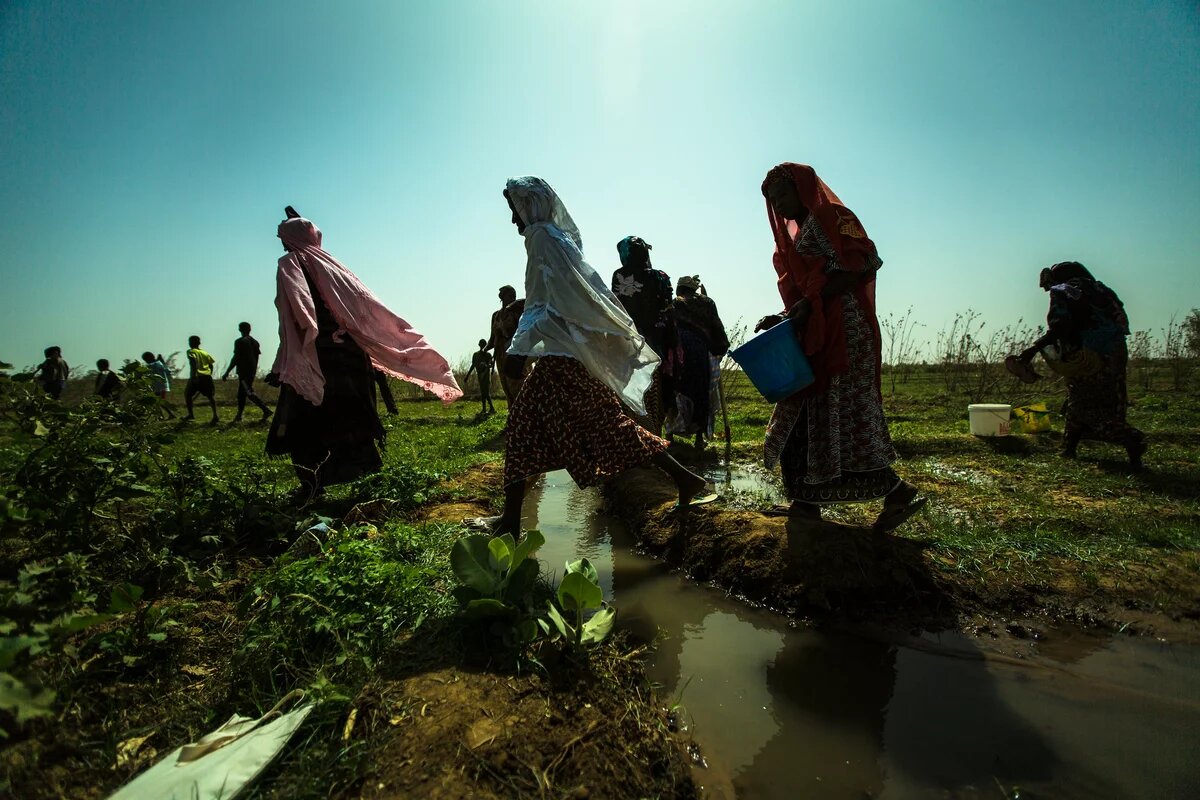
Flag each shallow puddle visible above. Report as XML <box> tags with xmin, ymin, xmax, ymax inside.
<box><xmin>521</xmin><ymin>470</ymin><xmax>1200</xmax><ymax>799</ymax></box>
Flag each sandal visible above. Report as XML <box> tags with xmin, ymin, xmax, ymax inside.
<box><xmin>672</xmin><ymin>492</ymin><xmax>719</xmax><ymax>510</ymax></box>
<box><xmin>462</xmin><ymin>516</ymin><xmax>501</xmax><ymax>532</ymax></box>
<box><xmin>872</xmin><ymin>497</ymin><xmax>928</xmax><ymax>533</ymax></box>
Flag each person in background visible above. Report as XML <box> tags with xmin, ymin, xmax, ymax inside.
<box><xmin>373</xmin><ymin>368</ymin><xmax>399</xmax><ymax>415</ymax></box>
<box><xmin>492</xmin><ymin>177</ymin><xmax>712</xmax><ymax>536</ymax></box>
<box><xmin>142</xmin><ymin>351</ymin><xmax>175</xmax><ymax>418</ymax></box>
<box><xmin>611</xmin><ymin>235</ymin><xmax>678</xmax><ymax>431</ymax></box>
<box><xmin>758</xmin><ymin>162</ymin><xmax>924</xmax><ymax>532</ymax></box>
<box><xmin>36</xmin><ymin>346</ymin><xmax>69</xmax><ymax>400</ymax></box>
<box><xmin>485</xmin><ymin>284</ymin><xmax>527</xmax><ymax>403</ymax></box>
<box><xmin>463</xmin><ymin>339</ymin><xmax>496</xmax><ymax>415</ymax></box>
<box><xmin>185</xmin><ymin>335</ymin><xmax>220</xmax><ymax>425</ymax></box>
<box><xmin>266</xmin><ymin>206</ymin><xmax>461</xmax><ymax>499</ymax></box>
<box><xmin>668</xmin><ymin>275</ymin><xmax>730</xmax><ymax>450</ymax></box>
<box><xmin>94</xmin><ymin>359</ymin><xmax>122</xmax><ymax>399</ymax></box>
<box><xmin>1011</xmin><ymin>261</ymin><xmax>1146</xmax><ymax>469</ymax></box>
<box><xmin>221</xmin><ymin>321</ymin><xmax>271</xmax><ymax>423</ymax></box>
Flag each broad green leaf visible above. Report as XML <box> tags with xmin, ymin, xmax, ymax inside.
<box><xmin>557</xmin><ymin>572</ymin><xmax>602</xmax><ymax>613</ymax></box>
<box><xmin>546</xmin><ymin>603</ymin><xmax>572</xmax><ymax>640</ymax></box>
<box><xmin>0</xmin><ymin>635</ymin><xmax>43</xmax><ymax>670</ymax></box>
<box><xmin>512</xmin><ymin>618</ymin><xmax>539</xmax><ymax>644</ymax></box>
<box><xmin>50</xmin><ymin>613</ymin><xmax>109</xmax><ymax>635</ymax></box>
<box><xmin>0</xmin><ymin>671</ymin><xmax>55</xmax><ymax>724</ymax></box>
<box><xmin>512</xmin><ymin>529</ymin><xmax>545</xmax><ymax>565</ymax></box>
<box><xmin>504</xmin><ymin>559</ymin><xmax>539</xmax><ymax>602</ymax></box>
<box><xmin>108</xmin><ymin>583</ymin><xmax>144</xmax><ymax>613</ymax></box>
<box><xmin>487</xmin><ymin>536</ymin><xmax>513</xmax><ymax>574</ymax></box>
<box><xmin>581</xmin><ymin>606</ymin><xmax>616</xmax><ymax>645</ymax></box>
<box><xmin>450</xmin><ymin>535</ymin><xmax>500</xmax><ymax>595</ymax></box>
<box><xmin>464</xmin><ymin>598</ymin><xmax>512</xmax><ymax>619</ymax></box>
<box><xmin>565</xmin><ymin>558</ymin><xmax>599</xmax><ymax>585</ymax></box>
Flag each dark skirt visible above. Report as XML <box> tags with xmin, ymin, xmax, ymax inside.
<box><xmin>266</xmin><ymin>334</ymin><xmax>384</xmax><ymax>491</ymax></box>
<box><xmin>668</xmin><ymin>325</ymin><xmax>712</xmax><ymax>436</ymax></box>
<box><xmin>504</xmin><ymin>355</ymin><xmax>668</xmax><ymax>487</ymax></box>
<box><xmin>1063</xmin><ymin>341</ymin><xmax>1144</xmax><ymax>447</ymax></box>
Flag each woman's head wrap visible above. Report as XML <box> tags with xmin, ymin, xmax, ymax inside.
<box><xmin>761</xmin><ymin>163</ymin><xmax>882</xmax><ymax>394</ymax></box>
<box><xmin>504</xmin><ymin>177</ymin><xmax>659</xmax><ymax>415</ymax></box>
<box><xmin>270</xmin><ymin>209</ymin><xmax>461</xmax><ymax>406</ymax></box>
<box><xmin>617</xmin><ymin>236</ymin><xmax>652</xmax><ymax>269</ymax></box>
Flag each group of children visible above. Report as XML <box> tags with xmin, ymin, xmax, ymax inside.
<box><xmin>34</xmin><ymin>323</ymin><xmax>273</xmax><ymax>426</ymax></box>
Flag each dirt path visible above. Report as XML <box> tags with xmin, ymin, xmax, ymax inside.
<box><xmin>601</xmin><ymin>464</ymin><xmax>1200</xmax><ymax>643</ymax></box>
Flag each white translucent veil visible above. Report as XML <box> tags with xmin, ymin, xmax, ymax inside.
<box><xmin>505</xmin><ymin>176</ymin><xmax>660</xmax><ymax>415</ymax></box>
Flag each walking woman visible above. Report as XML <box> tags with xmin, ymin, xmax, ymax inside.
<box><xmin>1010</xmin><ymin>261</ymin><xmax>1146</xmax><ymax>469</ymax></box>
<box><xmin>266</xmin><ymin>207</ymin><xmax>461</xmax><ymax>497</ymax></box>
<box><xmin>668</xmin><ymin>275</ymin><xmax>730</xmax><ymax>449</ymax></box>
<box><xmin>758</xmin><ymin>163</ymin><xmax>924</xmax><ymax>532</ymax></box>
<box><xmin>611</xmin><ymin>235</ymin><xmax>679</xmax><ymax>431</ymax></box>
<box><xmin>494</xmin><ymin>177</ymin><xmax>710</xmax><ymax>535</ymax></box>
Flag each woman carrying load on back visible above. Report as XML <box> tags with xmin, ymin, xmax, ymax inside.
<box><xmin>757</xmin><ymin>163</ymin><xmax>924</xmax><ymax>532</ymax></box>
<box><xmin>493</xmin><ymin>177</ymin><xmax>712</xmax><ymax>537</ymax></box>
<box><xmin>1009</xmin><ymin>261</ymin><xmax>1145</xmax><ymax>470</ymax></box>
<box><xmin>266</xmin><ymin>207</ymin><xmax>461</xmax><ymax>499</ymax></box>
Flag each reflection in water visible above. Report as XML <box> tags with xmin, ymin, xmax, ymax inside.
<box><xmin>526</xmin><ymin>471</ymin><xmax>1200</xmax><ymax>800</ymax></box>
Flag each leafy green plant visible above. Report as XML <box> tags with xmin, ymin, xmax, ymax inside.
<box><xmin>450</xmin><ymin>530</ymin><xmax>547</xmax><ymax>646</ymax></box>
<box><xmin>239</xmin><ymin>523</ymin><xmax>453</xmax><ymax>680</ymax></box>
<box><xmin>546</xmin><ymin>558</ymin><xmax>616</xmax><ymax>652</ymax></box>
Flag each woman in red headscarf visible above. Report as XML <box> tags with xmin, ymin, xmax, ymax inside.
<box><xmin>757</xmin><ymin>164</ymin><xmax>924</xmax><ymax>532</ymax></box>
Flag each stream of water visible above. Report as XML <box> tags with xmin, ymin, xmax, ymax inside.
<box><xmin>520</xmin><ymin>470</ymin><xmax>1200</xmax><ymax>799</ymax></box>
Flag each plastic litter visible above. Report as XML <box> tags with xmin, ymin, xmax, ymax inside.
<box><xmin>107</xmin><ymin>690</ymin><xmax>312</xmax><ymax>800</ymax></box>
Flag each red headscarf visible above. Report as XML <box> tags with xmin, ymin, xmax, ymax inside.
<box><xmin>762</xmin><ymin>163</ymin><xmax>882</xmax><ymax>394</ymax></box>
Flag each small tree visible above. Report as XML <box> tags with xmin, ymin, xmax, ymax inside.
<box><xmin>1184</xmin><ymin>309</ymin><xmax>1200</xmax><ymax>359</ymax></box>
<box><xmin>880</xmin><ymin>307</ymin><xmax>923</xmax><ymax>395</ymax></box>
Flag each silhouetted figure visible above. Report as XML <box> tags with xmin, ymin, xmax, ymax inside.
<box><xmin>612</xmin><ymin>235</ymin><xmax>678</xmax><ymax>431</ymax></box>
<box><xmin>94</xmin><ymin>359</ymin><xmax>122</xmax><ymax>399</ymax></box>
<box><xmin>485</xmin><ymin>284</ymin><xmax>526</xmax><ymax>403</ymax></box>
<box><xmin>464</xmin><ymin>339</ymin><xmax>496</xmax><ymax>414</ymax></box>
<box><xmin>36</xmin><ymin>346</ymin><xmax>69</xmax><ymax>400</ymax></box>
<box><xmin>142</xmin><ymin>351</ymin><xmax>175</xmax><ymax>418</ymax></box>
<box><xmin>221</xmin><ymin>321</ymin><xmax>271</xmax><ymax>422</ymax></box>
<box><xmin>185</xmin><ymin>335</ymin><xmax>219</xmax><ymax>425</ymax></box>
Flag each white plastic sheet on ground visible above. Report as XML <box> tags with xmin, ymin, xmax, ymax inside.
<box><xmin>107</xmin><ymin>691</ymin><xmax>313</xmax><ymax>800</ymax></box>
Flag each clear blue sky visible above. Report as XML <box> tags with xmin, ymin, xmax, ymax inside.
<box><xmin>2</xmin><ymin>1</ymin><xmax>1197</xmax><ymax>376</ymax></box>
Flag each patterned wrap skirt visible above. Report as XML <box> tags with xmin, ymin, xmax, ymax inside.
<box><xmin>504</xmin><ymin>355</ymin><xmax>669</xmax><ymax>487</ymax></box>
<box><xmin>764</xmin><ymin>296</ymin><xmax>900</xmax><ymax>504</ymax></box>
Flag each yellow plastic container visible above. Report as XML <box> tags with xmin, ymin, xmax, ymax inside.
<box><xmin>1012</xmin><ymin>403</ymin><xmax>1052</xmax><ymax>434</ymax></box>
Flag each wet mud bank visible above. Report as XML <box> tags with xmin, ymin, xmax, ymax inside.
<box><xmin>601</xmin><ymin>460</ymin><xmax>1200</xmax><ymax>639</ymax></box>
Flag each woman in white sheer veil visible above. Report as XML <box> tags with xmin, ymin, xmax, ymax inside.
<box><xmin>493</xmin><ymin>177</ymin><xmax>713</xmax><ymax>536</ymax></box>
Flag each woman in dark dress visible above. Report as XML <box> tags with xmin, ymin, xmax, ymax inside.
<box><xmin>266</xmin><ymin>208</ymin><xmax>461</xmax><ymax>497</ymax></box>
<box><xmin>1012</xmin><ymin>261</ymin><xmax>1146</xmax><ymax>469</ymax></box>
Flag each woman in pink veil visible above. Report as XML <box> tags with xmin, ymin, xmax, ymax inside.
<box><xmin>266</xmin><ymin>206</ymin><xmax>461</xmax><ymax>498</ymax></box>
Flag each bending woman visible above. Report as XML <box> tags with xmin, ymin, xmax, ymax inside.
<box><xmin>266</xmin><ymin>207</ymin><xmax>461</xmax><ymax>497</ymax></box>
<box><xmin>758</xmin><ymin>164</ymin><xmax>923</xmax><ymax>532</ymax></box>
<box><xmin>496</xmin><ymin>178</ymin><xmax>710</xmax><ymax>536</ymax></box>
<box><xmin>1012</xmin><ymin>261</ymin><xmax>1145</xmax><ymax>469</ymax></box>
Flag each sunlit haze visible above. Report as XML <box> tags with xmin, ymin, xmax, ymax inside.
<box><xmin>2</xmin><ymin>1</ymin><xmax>1197</xmax><ymax>375</ymax></box>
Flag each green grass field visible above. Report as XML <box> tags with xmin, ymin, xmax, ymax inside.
<box><xmin>1</xmin><ymin>362</ymin><xmax>1196</xmax><ymax>797</ymax></box>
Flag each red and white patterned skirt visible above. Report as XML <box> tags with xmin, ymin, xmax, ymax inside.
<box><xmin>504</xmin><ymin>355</ymin><xmax>668</xmax><ymax>487</ymax></box>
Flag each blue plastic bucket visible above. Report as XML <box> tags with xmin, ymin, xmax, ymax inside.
<box><xmin>729</xmin><ymin>319</ymin><xmax>814</xmax><ymax>402</ymax></box>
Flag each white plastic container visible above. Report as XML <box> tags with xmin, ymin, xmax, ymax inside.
<box><xmin>968</xmin><ymin>404</ymin><xmax>1012</xmax><ymax>437</ymax></box>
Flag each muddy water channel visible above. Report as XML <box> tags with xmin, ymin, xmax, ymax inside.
<box><xmin>520</xmin><ymin>470</ymin><xmax>1200</xmax><ymax>799</ymax></box>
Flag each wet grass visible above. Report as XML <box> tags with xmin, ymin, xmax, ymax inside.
<box><xmin>717</xmin><ymin>367</ymin><xmax>1200</xmax><ymax>603</ymax></box>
